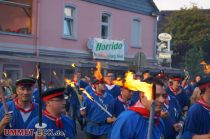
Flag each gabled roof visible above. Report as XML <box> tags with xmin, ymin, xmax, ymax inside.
<box><xmin>82</xmin><ymin>0</ymin><xmax>159</xmax><ymax>16</ymax></box>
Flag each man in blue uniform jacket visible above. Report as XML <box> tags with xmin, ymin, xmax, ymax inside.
<box><xmin>0</xmin><ymin>77</ymin><xmax>39</xmax><ymax>139</ymax></box>
<box><xmin>105</xmin><ymin>72</ymin><xmax>121</xmax><ymax>98</ymax></box>
<box><xmin>166</xmin><ymin>74</ymin><xmax>188</xmax><ymax>111</ymax></box>
<box><xmin>182</xmin><ymin>77</ymin><xmax>210</xmax><ymax>139</ymax></box>
<box><xmin>27</xmin><ymin>87</ymin><xmax>76</xmax><ymax>139</ymax></box>
<box><xmin>81</xmin><ymin>78</ymin><xmax>115</xmax><ymax>139</ymax></box>
<box><xmin>108</xmin><ymin>84</ymin><xmax>134</xmax><ymax>117</ymax></box>
<box><xmin>109</xmin><ymin>77</ymin><xmax>165</xmax><ymax>139</ymax></box>
<box><xmin>162</xmin><ymin>93</ymin><xmax>183</xmax><ymax>139</ymax></box>
<box><xmin>65</xmin><ymin>73</ymin><xmax>85</xmax><ymax>130</ymax></box>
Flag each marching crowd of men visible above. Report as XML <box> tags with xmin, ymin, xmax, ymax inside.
<box><xmin>0</xmin><ymin>69</ymin><xmax>209</xmax><ymax>139</ymax></box>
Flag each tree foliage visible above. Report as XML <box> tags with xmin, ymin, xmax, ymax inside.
<box><xmin>162</xmin><ymin>5</ymin><xmax>210</xmax><ymax>70</ymax></box>
<box><xmin>185</xmin><ymin>46</ymin><xmax>204</xmax><ymax>79</ymax></box>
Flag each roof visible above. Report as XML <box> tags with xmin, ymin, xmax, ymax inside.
<box><xmin>82</xmin><ymin>0</ymin><xmax>159</xmax><ymax>16</ymax></box>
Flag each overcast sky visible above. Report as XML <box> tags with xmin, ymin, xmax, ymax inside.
<box><xmin>153</xmin><ymin>0</ymin><xmax>210</xmax><ymax>11</ymax></box>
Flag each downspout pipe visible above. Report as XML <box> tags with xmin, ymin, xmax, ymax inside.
<box><xmin>35</xmin><ymin>0</ymin><xmax>40</xmax><ymax>57</ymax></box>
<box><xmin>152</xmin><ymin>12</ymin><xmax>159</xmax><ymax>65</ymax></box>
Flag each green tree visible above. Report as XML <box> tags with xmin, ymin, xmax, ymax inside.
<box><xmin>185</xmin><ymin>46</ymin><xmax>204</xmax><ymax>78</ymax></box>
<box><xmin>162</xmin><ymin>5</ymin><xmax>210</xmax><ymax>69</ymax></box>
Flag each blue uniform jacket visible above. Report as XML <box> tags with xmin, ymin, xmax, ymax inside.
<box><xmin>166</xmin><ymin>87</ymin><xmax>188</xmax><ymax>109</ymax></box>
<box><xmin>105</xmin><ymin>85</ymin><xmax>121</xmax><ymax>98</ymax></box>
<box><xmin>82</xmin><ymin>91</ymin><xmax>114</xmax><ymax>135</ymax></box>
<box><xmin>109</xmin><ymin>110</ymin><xmax>165</xmax><ymax>139</ymax></box>
<box><xmin>182</xmin><ymin>103</ymin><xmax>210</xmax><ymax>139</ymax></box>
<box><xmin>26</xmin><ymin>114</ymin><xmax>75</xmax><ymax>139</ymax></box>
<box><xmin>0</xmin><ymin>101</ymin><xmax>39</xmax><ymax>139</ymax></box>
<box><xmin>162</xmin><ymin>95</ymin><xmax>182</xmax><ymax>139</ymax></box>
<box><xmin>108</xmin><ymin>97</ymin><xmax>135</xmax><ymax>117</ymax></box>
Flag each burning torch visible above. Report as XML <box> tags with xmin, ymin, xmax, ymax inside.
<box><xmin>0</xmin><ymin>80</ymin><xmax>12</xmax><ymax>128</ymax></box>
<box><xmin>80</xmin><ymin>88</ymin><xmax>113</xmax><ymax>117</ymax></box>
<box><xmin>147</xmin><ymin>84</ymin><xmax>156</xmax><ymax>139</ymax></box>
<box><xmin>124</xmin><ymin>71</ymin><xmax>156</xmax><ymax>139</ymax></box>
<box><xmin>65</xmin><ymin>79</ymin><xmax>84</xmax><ymax>109</ymax></box>
<box><xmin>35</xmin><ymin>63</ymin><xmax>47</xmax><ymax>129</ymax></box>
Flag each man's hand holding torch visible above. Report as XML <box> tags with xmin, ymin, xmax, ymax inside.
<box><xmin>0</xmin><ymin>80</ymin><xmax>12</xmax><ymax>134</ymax></box>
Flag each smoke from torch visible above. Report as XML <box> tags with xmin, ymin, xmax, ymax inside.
<box><xmin>124</xmin><ymin>71</ymin><xmax>153</xmax><ymax>101</ymax></box>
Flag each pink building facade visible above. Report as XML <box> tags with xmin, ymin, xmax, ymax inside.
<box><xmin>0</xmin><ymin>0</ymin><xmax>159</xmax><ymax>85</ymax></box>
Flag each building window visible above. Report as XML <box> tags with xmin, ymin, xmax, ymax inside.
<box><xmin>131</xmin><ymin>19</ymin><xmax>141</xmax><ymax>47</ymax></box>
<box><xmin>63</xmin><ymin>5</ymin><xmax>76</xmax><ymax>38</ymax></box>
<box><xmin>0</xmin><ymin>0</ymin><xmax>32</xmax><ymax>35</ymax></box>
<box><xmin>64</xmin><ymin>69</ymin><xmax>74</xmax><ymax>79</ymax></box>
<box><xmin>3</xmin><ymin>64</ymin><xmax>22</xmax><ymax>84</ymax></box>
<box><xmin>101</xmin><ymin>13</ymin><xmax>111</xmax><ymax>39</ymax></box>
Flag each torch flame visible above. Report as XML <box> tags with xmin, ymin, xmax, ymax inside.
<box><xmin>36</xmin><ymin>65</ymin><xmax>40</xmax><ymax>80</ymax></box>
<box><xmin>205</xmin><ymin>66</ymin><xmax>210</xmax><ymax>73</ymax></box>
<box><xmin>113</xmin><ymin>77</ymin><xmax>123</xmax><ymax>86</ymax></box>
<box><xmin>200</xmin><ymin>60</ymin><xmax>206</xmax><ymax>65</ymax></box>
<box><xmin>53</xmin><ymin>71</ymin><xmax>57</xmax><ymax>76</ymax></box>
<box><xmin>80</xmin><ymin>88</ymin><xmax>93</xmax><ymax>101</ymax></box>
<box><xmin>200</xmin><ymin>60</ymin><xmax>210</xmax><ymax>74</ymax></box>
<box><xmin>65</xmin><ymin>79</ymin><xmax>75</xmax><ymax>87</ymax></box>
<box><xmin>124</xmin><ymin>71</ymin><xmax>153</xmax><ymax>101</ymax></box>
<box><xmin>103</xmin><ymin>76</ymin><xmax>109</xmax><ymax>84</ymax></box>
<box><xmin>72</xmin><ymin>63</ymin><xmax>76</xmax><ymax>68</ymax></box>
<box><xmin>3</xmin><ymin>72</ymin><xmax>7</xmax><ymax>78</ymax></box>
<box><xmin>94</xmin><ymin>62</ymin><xmax>103</xmax><ymax>80</ymax></box>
